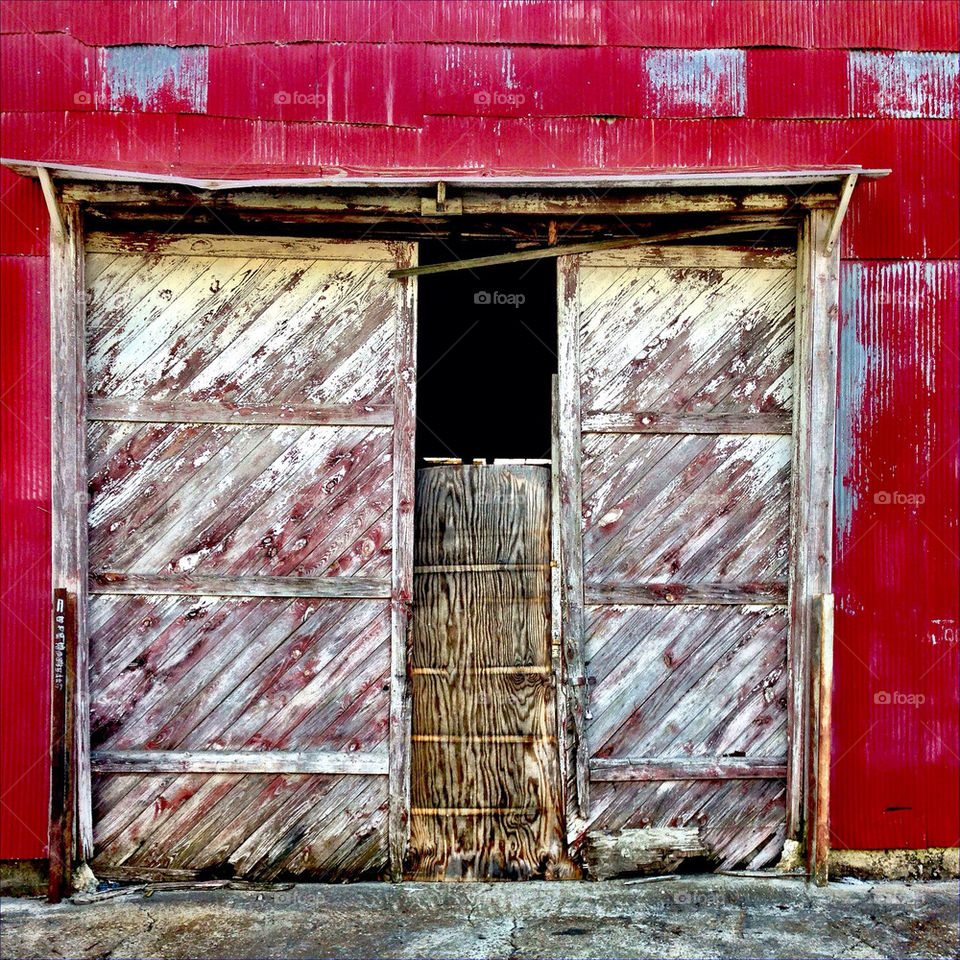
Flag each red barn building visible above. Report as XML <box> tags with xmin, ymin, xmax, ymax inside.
<box><xmin>0</xmin><ymin>1</ymin><xmax>956</xmax><ymax>889</ymax></box>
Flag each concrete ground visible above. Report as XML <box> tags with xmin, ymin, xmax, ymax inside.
<box><xmin>1</xmin><ymin>876</ymin><xmax>957</xmax><ymax>960</ymax></box>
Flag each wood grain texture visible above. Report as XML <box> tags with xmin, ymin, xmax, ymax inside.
<box><xmin>91</xmin><ymin>750</ymin><xmax>388</xmax><ymax>775</ymax></box>
<box><xmin>51</xmin><ymin>203</ymin><xmax>93</xmax><ymax>860</ymax></box>
<box><xmin>90</xmin><ymin>773</ymin><xmax>388</xmax><ymax>881</ymax></box>
<box><xmin>787</xmin><ymin>211</ymin><xmax>840</xmax><ymax>842</ymax></box>
<box><xmin>89</xmin><ymin>574</ymin><xmax>391</xmax><ymax>598</ymax></box>
<box><xmin>556</xmin><ymin>254</ymin><xmax>590</xmax><ymax>825</ymax></box>
<box><xmin>88</xmin><ymin>399</ymin><xmax>394</xmax><ymax>426</ymax></box>
<box><xmin>85</xmin><ymin>236</ymin><xmax>409</xmax><ymax>880</ymax></box>
<box><xmin>560</xmin><ymin>245</ymin><xmax>797</xmax><ymax>871</ymax></box>
<box><xmin>407</xmin><ymin>466</ymin><xmax>566</xmax><ymax>879</ymax></box>
<box><xmin>388</xmin><ymin>240</ymin><xmax>416</xmax><ymax>880</ymax></box>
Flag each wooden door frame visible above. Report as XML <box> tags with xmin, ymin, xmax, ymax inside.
<box><xmin>41</xmin><ymin>177</ymin><xmax>860</xmax><ymax>886</ymax></box>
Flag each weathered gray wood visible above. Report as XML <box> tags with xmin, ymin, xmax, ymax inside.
<box><xmin>556</xmin><ymin>255</ymin><xmax>590</xmax><ymax>826</ymax></box>
<box><xmin>388</xmin><ymin>222</ymin><xmax>783</xmax><ymax>278</ymax></box>
<box><xmin>88</xmin><ymin>574</ymin><xmax>391</xmax><ymax>598</ymax></box>
<box><xmin>36</xmin><ymin>165</ymin><xmax>65</xmax><ymax>241</ymax></box>
<box><xmin>87</xmin><ymin>399</ymin><xmax>394</xmax><ymax>426</ymax></box>
<box><xmin>584</xmin><ymin>582</ymin><xmax>788</xmax><ymax>605</ymax></box>
<box><xmin>86</xmin><ymin>233</ymin><xmax>397</xmax><ymax>260</ymax></box>
<box><xmin>787</xmin><ymin>210</ymin><xmax>839</xmax><ymax>841</ymax></box>
<box><xmin>85</xmin><ymin>236</ymin><xmax>406</xmax><ymax>881</ymax></box>
<box><xmin>579</xmin><ymin>245</ymin><xmax>796</xmax><ymax>269</ymax></box>
<box><xmin>388</xmin><ymin>241</ymin><xmax>416</xmax><ymax>881</ymax></box>
<box><xmin>550</xmin><ymin>375</ymin><xmax>571</xmax><ymax>849</ymax></box>
<box><xmin>581</xmin><ymin>412</ymin><xmax>791</xmax><ymax>435</ymax></box>
<box><xmin>91</xmin><ymin>750</ymin><xmax>388</xmax><ymax>775</ymax></box>
<box><xmin>590</xmin><ymin>758</ymin><xmax>788</xmax><ymax>781</ymax></box>
<box><xmin>50</xmin><ymin>202</ymin><xmax>93</xmax><ymax>861</ymax></box>
<box><xmin>824</xmin><ymin>174</ymin><xmax>858</xmax><ymax>256</ymax></box>
<box><xmin>582</xmin><ymin>827</ymin><xmax>708</xmax><ymax>879</ymax></box>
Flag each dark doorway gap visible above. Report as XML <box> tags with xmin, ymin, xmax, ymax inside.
<box><xmin>415</xmin><ymin>240</ymin><xmax>557</xmax><ymax>467</ymax></box>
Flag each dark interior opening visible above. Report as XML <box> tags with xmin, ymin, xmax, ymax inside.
<box><xmin>415</xmin><ymin>240</ymin><xmax>557</xmax><ymax>467</ymax></box>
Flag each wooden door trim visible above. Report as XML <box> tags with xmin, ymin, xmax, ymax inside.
<box><xmin>387</xmin><ymin>241</ymin><xmax>417</xmax><ymax>880</ymax></box>
<box><xmin>787</xmin><ymin>211</ymin><xmax>841</xmax><ymax>848</ymax></box>
<box><xmin>50</xmin><ymin>202</ymin><xmax>93</xmax><ymax>864</ymax></box>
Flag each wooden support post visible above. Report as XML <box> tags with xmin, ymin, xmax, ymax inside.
<box><xmin>556</xmin><ymin>256</ymin><xmax>589</xmax><ymax>822</ymax></box>
<box><xmin>787</xmin><ymin>210</ymin><xmax>840</xmax><ymax>853</ymax></box>
<box><xmin>47</xmin><ymin>590</ymin><xmax>75</xmax><ymax>902</ymax></box>
<box><xmin>810</xmin><ymin>593</ymin><xmax>834</xmax><ymax>886</ymax></box>
<box><xmin>36</xmin><ymin>166</ymin><xmax>65</xmax><ymax>242</ymax></box>
<box><xmin>387</xmin><ymin>241</ymin><xmax>417</xmax><ymax>881</ymax></box>
<box><xmin>824</xmin><ymin>174</ymin><xmax>857</xmax><ymax>256</ymax></box>
<box><xmin>49</xmin><ymin>203</ymin><xmax>92</xmax><ymax>862</ymax></box>
<box><xmin>550</xmin><ymin>375</ymin><xmax>570</xmax><ymax>831</ymax></box>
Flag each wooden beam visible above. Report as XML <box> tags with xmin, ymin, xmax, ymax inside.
<box><xmin>581</xmin><ymin>412</ymin><xmax>791</xmax><ymax>435</ymax></box>
<box><xmin>86</xmin><ymin>399</ymin><xmax>394</xmax><ymax>427</ymax></box>
<box><xmin>7</xmin><ymin>161</ymin><xmax>884</xmax><ymax>189</ymax></box>
<box><xmin>786</xmin><ymin>210</ymin><xmax>840</xmax><ymax>842</ymax></box>
<box><xmin>811</xmin><ymin>593</ymin><xmax>835</xmax><ymax>886</ymax></box>
<box><xmin>824</xmin><ymin>173</ymin><xmax>858</xmax><ymax>256</ymax></box>
<box><xmin>49</xmin><ymin>203</ymin><xmax>92</xmax><ymax>861</ymax></box>
<box><xmin>36</xmin><ymin>166</ymin><xmax>65</xmax><ymax>241</ymax></box>
<box><xmin>47</xmin><ymin>590</ymin><xmax>75</xmax><ymax>903</ymax></box>
<box><xmin>388</xmin><ymin>241</ymin><xmax>416</xmax><ymax>882</ymax></box>
<box><xmin>550</xmin><ymin>374</ymin><xmax>571</xmax><ymax>845</ymax></box>
<box><xmin>590</xmin><ymin>757</ymin><xmax>788</xmax><ymax>782</ymax></box>
<box><xmin>90</xmin><ymin>750</ymin><xmax>388</xmax><ymax>776</ymax></box>
<box><xmin>85</xmin><ymin>232</ymin><xmax>397</xmax><ymax>260</ymax></box>
<box><xmin>556</xmin><ymin>255</ymin><xmax>590</xmax><ymax>823</ymax></box>
<box><xmin>584</xmin><ymin>582</ymin><xmax>788</xmax><ymax>605</ymax></box>
<box><xmin>388</xmin><ymin>222</ymin><xmax>784</xmax><ymax>278</ymax></box>
<box><xmin>88</xmin><ymin>573</ymin><xmax>392</xmax><ymax>598</ymax></box>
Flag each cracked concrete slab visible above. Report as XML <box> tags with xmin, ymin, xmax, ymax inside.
<box><xmin>1</xmin><ymin>877</ymin><xmax>957</xmax><ymax>959</ymax></box>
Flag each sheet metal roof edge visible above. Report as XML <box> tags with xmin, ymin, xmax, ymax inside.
<box><xmin>1</xmin><ymin>160</ymin><xmax>889</xmax><ymax>191</ymax></box>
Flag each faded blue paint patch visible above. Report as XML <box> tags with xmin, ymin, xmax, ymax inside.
<box><xmin>849</xmin><ymin>51</ymin><xmax>959</xmax><ymax>119</ymax></box>
<box><xmin>644</xmin><ymin>49</ymin><xmax>745</xmax><ymax>116</ymax></box>
<box><xmin>836</xmin><ymin>262</ymin><xmax>873</xmax><ymax>544</ymax></box>
<box><xmin>99</xmin><ymin>45</ymin><xmax>208</xmax><ymax>113</ymax></box>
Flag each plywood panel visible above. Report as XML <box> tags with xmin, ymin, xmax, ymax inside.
<box><xmin>408</xmin><ymin>466</ymin><xmax>566</xmax><ymax>879</ymax></box>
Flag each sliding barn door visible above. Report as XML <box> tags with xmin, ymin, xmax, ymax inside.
<box><xmin>84</xmin><ymin>235</ymin><xmax>414</xmax><ymax>881</ymax></box>
<box><xmin>558</xmin><ymin>245</ymin><xmax>796</xmax><ymax>871</ymax></box>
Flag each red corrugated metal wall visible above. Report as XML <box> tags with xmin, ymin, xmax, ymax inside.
<box><xmin>1</xmin><ymin>0</ymin><xmax>957</xmax><ymax>858</ymax></box>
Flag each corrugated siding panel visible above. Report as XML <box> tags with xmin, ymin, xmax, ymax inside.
<box><xmin>811</xmin><ymin>0</ymin><xmax>960</xmax><ymax>51</ymax></box>
<box><xmin>0</xmin><ymin>250</ymin><xmax>51</xmax><ymax>859</ymax></box>
<box><xmin>0</xmin><ymin>167</ymin><xmax>46</xmax><ymax>256</ymax></box>
<box><xmin>834</xmin><ymin>261</ymin><xmax>959</xmax><ymax>849</ymax></box>
<box><xmin>849</xmin><ymin>51</ymin><xmax>960</xmax><ymax>119</ymax></box>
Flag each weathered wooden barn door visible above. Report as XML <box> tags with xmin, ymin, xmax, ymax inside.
<box><xmin>557</xmin><ymin>244</ymin><xmax>797</xmax><ymax>872</ymax></box>
<box><xmin>408</xmin><ymin>465</ymin><xmax>567</xmax><ymax>879</ymax></box>
<box><xmin>84</xmin><ymin>234</ymin><xmax>415</xmax><ymax>881</ymax></box>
